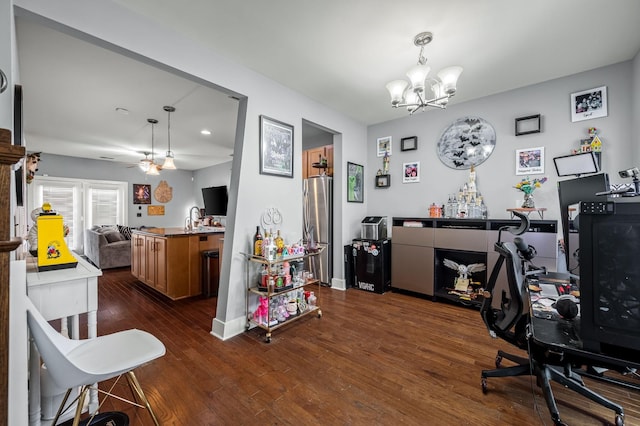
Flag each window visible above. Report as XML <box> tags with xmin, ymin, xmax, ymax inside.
<box><xmin>30</xmin><ymin>176</ymin><xmax>127</xmax><ymax>252</ymax></box>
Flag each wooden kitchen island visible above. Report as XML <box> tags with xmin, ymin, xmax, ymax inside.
<box><xmin>131</xmin><ymin>227</ymin><xmax>224</xmax><ymax>300</ymax></box>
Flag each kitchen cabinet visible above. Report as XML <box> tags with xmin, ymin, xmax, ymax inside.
<box><xmin>131</xmin><ymin>228</ymin><xmax>224</xmax><ymax>300</ymax></box>
<box><xmin>303</xmin><ymin>144</ymin><xmax>333</xmax><ymax>178</ymax></box>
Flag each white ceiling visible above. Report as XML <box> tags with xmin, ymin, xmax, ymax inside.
<box><xmin>15</xmin><ymin>0</ymin><xmax>640</xmax><ymax>170</ymax></box>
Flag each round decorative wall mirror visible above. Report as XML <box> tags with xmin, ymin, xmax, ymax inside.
<box><xmin>437</xmin><ymin>116</ymin><xmax>496</xmax><ymax>169</ymax></box>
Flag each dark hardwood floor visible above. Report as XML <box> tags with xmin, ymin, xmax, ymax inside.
<box><xmin>83</xmin><ymin>268</ymin><xmax>640</xmax><ymax>425</ymax></box>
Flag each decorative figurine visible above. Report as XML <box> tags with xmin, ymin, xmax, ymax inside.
<box><xmin>383</xmin><ymin>152</ymin><xmax>390</xmax><ymax>174</ymax></box>
<box><xmin>443</xmin><ymin>259</ymin><xmax>486</xmax><ymax>291</ymax></box>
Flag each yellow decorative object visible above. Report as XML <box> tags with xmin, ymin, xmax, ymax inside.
<box><xmin>590</xmin><ymin>135</ymin><xmax>602</xmax><ymax>152</ymax></box>
<box><xmin>36</xmin><ymin>213</ymin><xmax>77</xmax><ymax>271</ymax></box>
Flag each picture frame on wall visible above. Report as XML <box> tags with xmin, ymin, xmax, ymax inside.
<box><xmin>516</xmin><ymin>147</ymin><xmax>545</xmax><ymax>175</ymax></box>
<box><xmin>375</xmin><ymin>174</ymin><xmax>390</xmax><ymax>188</ymax></box>
<box><xmin>515</xmin><ymin>114</ymin><xmax>541</xmax><ymax>136</ymax></box>
<box><xmin>376</xmin><ymin>136</ymin><xmax>392</xmax><ymax>157</ymax></box>
<box><xmin>400</xmin><ymin>136</ymin><xmax>418</xmax><ymax>151</ymax></box>
<box><xmin>403</xmin><ymin>161</ymin><xmax>420</xmax><ymax>183</ymax></box>
<box><xmin>259</xmin><ymin>115</ymin><xmax>294</xmax><ymax>178</ymax></box>
<box><xmin>347</xmin><ymin>162</ymin><xmax>364</xmax><ymax>203</ymax></box>
<box><xmin>570</xmin><ymin>86</ymin><xmax>608</xmax><ymax>122</ymax></box>
<box><xmin>133</xmin><ymin>184</ymin><xmax>151</xmax><ymax>204</ymax></box>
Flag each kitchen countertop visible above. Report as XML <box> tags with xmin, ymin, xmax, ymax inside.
<box><xmin>132</xmin><ymin>226</ymin><xmax>225</xmax><ymax>237</ymax></box>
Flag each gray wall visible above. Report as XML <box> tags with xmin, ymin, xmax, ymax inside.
<box><xmin>12</xmin><ymin>0</ymin><xmax>369</xmax><ymax>344</ymax></box>
<box><xmin>33</xmin><ymin>153</ymin><xmax>197</xmax><ymax>228</ymax></box>
<box><xmin>633</xmin><ymin>48</ymin><xmax>640</xmax><ymax>164</ymax></box>
<box><xmin>367</xmin><ymin>60</ymin><xmax>636</xmax><ymax>229</ymax></box>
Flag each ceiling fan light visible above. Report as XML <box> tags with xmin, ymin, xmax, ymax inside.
<box><xmin>385</xmin><ymin>80</ymin><xmax>409</xmax><ymax>105</ymax></box>
<box><xmin>406</xmin><ymin>64</ymin><xmax>431</xmax><ymax>93</ymax></box>
<box><xmin>162</xmin><ymin>152</ymin><xmax>176</xmax><ymax>170</ymax></box>
<box><xmin>437</xmin><ymin>66</ymin><xmax>463</xmax><ymax>95</ymax></box>
<box><xmin>146</xmin><ymin>163</ymin><xmax>160</xmax><ymax>175</ymax></box>
<box><xmin>139</xmin><ymin>159</ymin><xmax>151</xmax><ymax>172</ymax></box>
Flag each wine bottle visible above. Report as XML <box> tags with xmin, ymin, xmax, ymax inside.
<box><xmin>253</xmin><ymin>226</ymin><xmax>263</xmax><ymax>256</ymax></box>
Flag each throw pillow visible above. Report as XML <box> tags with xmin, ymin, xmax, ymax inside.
<box><xmin>104</xmin><ymin>231</ymin><xmax>125</xmax><ymax>243</ymax></box>
<box><xmin>117</xmin><ymin>225</ymin><xmax>132</xmax><ymax>240</ymax></box>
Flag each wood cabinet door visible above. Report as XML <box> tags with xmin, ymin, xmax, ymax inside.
<box><xmin>153</xmin><ymin>237</ymin><xmax>167</xmax><ymax>292</ymax></box>
<box><xmin>325</xmin><ymin>145</ymin><xmax>334</xmax><ymax>176</ymax></box>
<box><xmin>131</xmin><ymin>234</ymin><xmax>145</xmax><ymax>279</ymax></box>
<box><xmin>145</xmin><ymin>236</ymin><xmax>157</xmax><ymax>287</ymax></box>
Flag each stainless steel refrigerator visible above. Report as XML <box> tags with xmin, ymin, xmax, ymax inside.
<box><xmin>303</xmin><ymin>176</ymin><xmax>333</xmax><ymax>285</ymax></box>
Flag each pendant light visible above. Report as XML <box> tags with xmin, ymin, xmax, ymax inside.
<box><xmin>146</xmin><ymin>118</ymin><xmax>160</xmax><ymax>175</ymax></box>
<box><xmin>162</xmin><ymin>106</ymin><xmax>177</xmax><ymax>170</ymax></box>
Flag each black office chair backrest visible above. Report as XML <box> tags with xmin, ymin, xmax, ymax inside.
<box><xmin>481</xmin><ymin>238</ymin><xmax>529</xmax><ymax>348</ymax></box>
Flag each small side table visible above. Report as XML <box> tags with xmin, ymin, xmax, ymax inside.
<box><xmin>506</xmin><ymin>207</ymin><xmax>547</xmax><ymax>220</ymax></box>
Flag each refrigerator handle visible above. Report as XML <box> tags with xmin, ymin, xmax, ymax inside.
<box><xmin>303</xmin><ymin>184</ymin><xmax>311</xmax><ymax>241</ymax></box>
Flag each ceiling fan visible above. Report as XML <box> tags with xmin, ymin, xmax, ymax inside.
<box><xmin>126</xmin><ymin>151</ymin><xmax>163</xmax><ymax>172</ymax></box>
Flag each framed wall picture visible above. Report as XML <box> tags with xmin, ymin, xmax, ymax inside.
<box><xmin>570</xmin><ymin>86</ymin><xmax>607</xmax><ymax>122</ymax></box>
<box><xmin>376</xmin><ymin>136</ymin><xmax>392</xmax><ymax>157</ymax></box>
<box><xmin>375</xmin><ymin>174</ymin><xmax>390</xmax><ymax>188</ymax></box>
<box><xmin>133</xmin><ymin>184</ymin><xmax>151</xmax><ymax>204</ymax></box>
<box><xmin>400</xmin><ymin>136</ymin><xmax>418</xmax><ymax>151</ymax></box>
<box><xmin>259</xmin><ymin>115</ymin><xmax>294</xmax><ymax>178</ymax></box>
<box><xmin>516</xmin><ymin>147</ymin><xmax>544</xmax><ymax>175</ymax></box>
<box><xmin>515</xmin><ymin>114</ymin><xmax>541</xmax><ymax>136</ymax></box>
<box><xmin>347</xmin><ymin>162</ymin><xmax>364</xmax><ymax>202</ymax></box>
<box><xmin>403</xmin><ymin>161</ymin><xmax>420</xmax><ymax>183</ymax></box>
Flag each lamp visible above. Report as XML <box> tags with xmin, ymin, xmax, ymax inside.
<box><xmin>162</xmin><ymin>106</ymin><xmax>177</xmax><ymax>170</ymax></box>
<box><xmin>146</xmin><ymin>118</ymin><xmax>160</xmax><ymax>175</ymax></box>
<box><xmin>386</xmin><ymin>31</ymin><xmax>463</xmax><ymax>115</ymax></box>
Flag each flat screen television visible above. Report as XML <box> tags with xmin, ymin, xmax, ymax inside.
<box><xmin>557</xmin><ymin>173</ymin><xmax>609</xmax><ymax>271</ymax></box>
<box><xmin>579</xmin><ymin>200</ymin><xmax>640</xmax><ymax>360</ymax></box>
<box><xmin>202</xmin><ymin>185</ymin><xmax>228</xmax><ymax>216</ymax></box>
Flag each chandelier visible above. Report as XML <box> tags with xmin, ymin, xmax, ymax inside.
<box><xmin>386</xmin><ymin>31</ymin><xmax>463</xmax><ymax>114</ymax></box>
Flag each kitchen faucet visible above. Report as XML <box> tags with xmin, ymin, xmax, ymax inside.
<box><xmin>185</xmin><ymin>206</ymin><xmax>201</xmax><ymax>231</ymax></box>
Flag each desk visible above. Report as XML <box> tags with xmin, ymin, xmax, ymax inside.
<box><xmin>26</xmin><ymin>254</ymin><xmax>102</xmax><ymax>426</ymax></box>
<box><xmin>529</xmin><ymin>286</ymin><xmax>640</xmax><ymax>425</ymax></box>
<box><xmin>506</xmin><ymin>207</ymin><xmax>547</xmax><ymax>219</ymax></box>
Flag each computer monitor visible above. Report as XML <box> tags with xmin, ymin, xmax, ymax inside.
<box><xmin>557</xmin><ymin>173</ymin><xmax>609</xmax><ymax>271</ymax></box>
<box><xmin>202</xmin><ymin>185</ymin><xmax>228</xmax><ymax>216</ymax></box>
<box><xmin>553</xmin><ymin>151</ymin><xmax>600</xmax><ymax>177</ymax></box>
<box><xmin>579</xmin><ymin>200</ymin><xmax>640</xmax><ymax>358</ymax></box>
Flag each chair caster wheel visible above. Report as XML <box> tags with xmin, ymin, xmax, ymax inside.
<box><xmin>615</xmin><ymin>414</ymin><xmax>624</xmax><ymax>426</ymax></box>
<box><xmin>495</xmin><ymin>354</ymin><xmax>503</xmax><ymax>368</ymax></box>
<box><xmin>481</xmin><ymin>377</ymin><xmax>488</xmax><ymax>394</ymax></box>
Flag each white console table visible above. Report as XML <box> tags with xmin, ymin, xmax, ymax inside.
<box><xmin>26</xmin><ymin>254</ymin><xmax>102</xmax><ymax>426</ymax></box>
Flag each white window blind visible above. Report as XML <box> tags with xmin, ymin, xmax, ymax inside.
<box><xmin>30</xmin><ymin>177</ymin><xmax>127</xmax><ymax>252</ymax></box>
<box><xmin>31</xmin><ymin>180</ymin><xmax>81</xmax><ymax>250</ymax></box>
<box><xmin>87</xmin><ymin>186</ymin><xmax>121</xmax><ymax>227</ymax></box>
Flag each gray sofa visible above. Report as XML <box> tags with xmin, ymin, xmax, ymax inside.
<box><xmin>84</xmin><ymin>225</ymin><xmax>131</xmax><ymax>269</ymax></box>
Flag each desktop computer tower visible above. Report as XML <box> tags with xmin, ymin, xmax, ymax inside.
<box><xmin>352</xmin><ymin>238</ymin><xmax>391</xmax><ymax>294</ymax></box>
<box><xmin>579</xmin><ymin>199</ymin><xmax>640</xmax><ymax>356</ymax></box>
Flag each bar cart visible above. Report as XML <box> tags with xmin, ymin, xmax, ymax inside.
<box><xmin>243</xmin><ymin>248</ymin><xmax>323</xmax><ymax>342</ymax></box>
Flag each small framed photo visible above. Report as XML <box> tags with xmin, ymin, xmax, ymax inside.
<box><xmin>515</xmin><ymin>114</ymin><xmax>541</xmax><ymax>136</ymax></box>
<box><xmin>376</xmin><ymin>136</ymin><xmax>392</xmax><ymax>157</ymax></box>
<box><xmin>260</xmin><ymin>115</ymin><xmax>294</xmax><ymax>178</ymax></box>
<box><xmin>375</xmin><ymin>174</ymin><xmax>390</xmax><ymax>188</ymax></box>
<box><xmin>400</xmin><ymin>136</ymin><xmax>418</xmax><ymax>151</ymax></box>
<box><xmin>347</xmin><ymin>162</ymin><xmax>364</xmax><ymax>203</ymax></box>
<box><xmin>570</xmin><ymin>86</ymin><xmax>607</xmax><ymax>122</ymax></box>
<box><xmin>403</xmin><ymin>162</ymin><xmax>420</xmax><ymax>183</ymax></box>
<box><xmin>133</xmin><ymin>184</ymin><xmax>151</xmax><ymax>204</ymax></box>
<box><xmin>516</xmin><ymin>147</ymin><xmax>544</xmax><ymax>175</ymax></box>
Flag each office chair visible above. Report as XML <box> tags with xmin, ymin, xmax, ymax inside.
<box><xmin>26</xmin><ymin>296</ymin><xmax>166</xmax><ymax>426</ymax></box>
<box><xmin>480</xmin><ymin>212</ymin><xmax>625</xmax><ymax>426</ymax></box>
